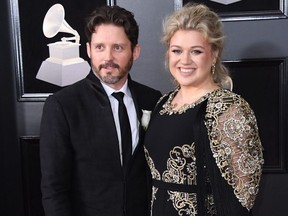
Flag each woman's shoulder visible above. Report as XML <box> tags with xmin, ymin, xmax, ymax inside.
<box><xmin>152</xmin><ymin>89</ymin><xmax>177</xmax><ymax>113</ymax></box>
<box><xmin>209</xmin><ymin>88</ymin><xmax>242</xmax><ymax>101</ymax></box>
<box><xmin>208</xmin><ymin>88</ymin><xmax>248</xmax><ymax>105</ymax></box>
<box><xmin>157</xmin><ymin>88</ymin><xmax>177</xmax><ymax>104</ymax></box>
<box><xmin>206</xmin><ymin>88</ymin><xmax>252</xmax><ymax>117</ymax></box>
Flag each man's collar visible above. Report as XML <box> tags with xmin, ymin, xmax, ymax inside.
<box><xmin>90</xmin><ymin>70</ymin><xmax>131</xmax><ymax>97</ymax></box>
<box><xmin>100</xmin><ymin>78</ymin><xmax>130</xmax><ymax>97</ymax></box>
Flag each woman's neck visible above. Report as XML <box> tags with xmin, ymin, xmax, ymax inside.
<box><xmin>172</xmin><ymin>84</ymin><xmax>219</xmax><ymax>108</ymax></box>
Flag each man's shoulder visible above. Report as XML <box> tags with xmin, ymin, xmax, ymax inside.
<box><xmin>129</xmin><ymin>79</ymin><xmax>162</xmax><ymax>110</ymax></box>
<box><xmin>52</xmin><ymin>78</ymin><xmax>89</xmax><ymax>98</ymax></box>
<box><xmin>130</xmin><ymin>79</ymin><xmax>161</xmax><ymax>95</ymax></box>
<box><xmin>45</xmin><ymin>78</ymin><xmax>91</xmax><ymax>107</ymax></box>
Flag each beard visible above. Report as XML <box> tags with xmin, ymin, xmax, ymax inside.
<box><xmin>94</xmin><ymin>58</ymin><xmax>133</xmax><ymax>85</ymax></box>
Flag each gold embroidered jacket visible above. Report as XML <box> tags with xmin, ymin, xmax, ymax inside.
<box><xmin>204</xmin><ymin>89</ymin><xmax>264</xmax><ymax>210</ymax></box>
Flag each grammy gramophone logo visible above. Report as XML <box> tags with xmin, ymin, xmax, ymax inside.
<box><xmin>36</xmin><ymin>4</ymin><xmax>90</xmax><ymax>87</ymax></box>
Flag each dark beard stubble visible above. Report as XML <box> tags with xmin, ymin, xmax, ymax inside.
<box><xmin>95</xmin><ymin>58</ymin><xmax>133</xmax><ymax>85</ymax></box>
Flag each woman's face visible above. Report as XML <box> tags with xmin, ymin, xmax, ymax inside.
<box><xmin>168</xmin><ymin>29</ymin><xmax>217</xmax><ymax>89</ymax></box>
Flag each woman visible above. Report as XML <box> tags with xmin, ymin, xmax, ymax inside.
<box><xmin>144</xmin><ymin>3</ymin><xmax>264</xmax><ymax>216</ymax></box>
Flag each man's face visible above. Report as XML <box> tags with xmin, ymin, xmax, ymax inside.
<box><xmin>86</xmin><ymin>24</ymin><xmax>140</xmax><ymax>90</ymax></box>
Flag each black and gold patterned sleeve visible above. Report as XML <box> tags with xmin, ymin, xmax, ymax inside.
<box><xmin>205</xmin><ymin>89</ymin><xmax>264</xmax><ymax>210</ymax></box>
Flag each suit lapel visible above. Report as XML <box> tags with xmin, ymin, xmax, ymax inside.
<box><xmin>127</xmin><ymin>77</ymin><xmax>145</xmax><ymax>155</ymax></box>
<box><xmin>86</xmin><ymin>71</ymin><xmax>123</xmax><ymax>169</ymax></box>
<box><xmin>128</xmin><ymin>77</ymin><xmax>142</xmax><ymax>122</ymax></box>
<box><xmin>86</xmin><ymin>71</ymin><xmax>111</xmax><ymax>106</ymax></box>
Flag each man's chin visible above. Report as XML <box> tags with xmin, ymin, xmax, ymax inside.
<box><xmin>102</xmin><ymin>76</ymin><xmax>122</xmax><ymax>85</ymax></box>
<box><xmin>94</xmin><ymin>69</ymin><xmax>128</xmax><ymax>85</ymax></box>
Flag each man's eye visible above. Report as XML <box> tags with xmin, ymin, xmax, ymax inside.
<box><xmin>95</xmin><ymin>45</ymin><xmax>103</xmax><ymax>50</ymax></box>
<box><xmin>114</xmin><ymin>45</ymin><xmax>123</xmax><ymax>51</ymax></box>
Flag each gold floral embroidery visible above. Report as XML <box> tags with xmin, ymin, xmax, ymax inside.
<box><xmin>145</xmin><ymin>88</ymin><xmax>263</xmax><ymax>214</ymax></box>
<box><xmin>206</xmin><ymin>194</ymin><xmax>216</xmax><ymax>215</ymax></box>
<box><xmin>151</xmin><ymin>186</ymin><xmax>158</xmax><ymax>216</ymax></box>
<box><xmin>144</xmin><ymin>147</ymin><xmax>161</xmax><ymax>180</ymax></box>
<box><xmin>144</xmin><ymin>147</ymin><xmax>160</xmax><ymax>215</ymax></box>
<box><xmin>163</xmin><ymin>144</ymin><xmax>200</xmax><ymax>215</ymax></box>
<box><xmin>205</xmin><ymin>89</ymin><xmax>264</xmax><ymax>209</ymax></box>
<box><xmin>168</xmin><ymin>191</ymin><xmax>197</xmax><ymax>216</ymax></box>
<box><xmin>145</xmin><ymin>144</ymin><xmax>199</xmax><ymax>215</ymax></box>
<box><xmin>159</xmin><ymin>88</ymin><xmax>213</xmax><ymax>115</ymax></box>
<box><xmin>163</xmin><ymin>144</ymin><xmax>197</xmax><ymax>185</ymax></box>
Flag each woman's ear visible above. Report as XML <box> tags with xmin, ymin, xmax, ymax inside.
<box><xmin>213</xmin><ymin>49</ymin><xmax>219</xmax><ymax>64</ymax></box>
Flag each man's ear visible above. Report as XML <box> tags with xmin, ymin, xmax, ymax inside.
<box><xmin>86</xmin><ymin>42</ymin><xmax>91</xmax><ymax>58</ymax></box>
<box><xmin>133</xmin><ymin>44</ymin><xmax>141</xmax><ymax>61</ymax></box>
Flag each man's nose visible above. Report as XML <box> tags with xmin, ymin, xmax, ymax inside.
<box><xmin>103</xmin><ymin>48</ymin><xmax>114</xmax><ymax>60</ymax></box>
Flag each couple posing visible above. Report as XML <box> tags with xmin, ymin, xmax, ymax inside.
<box><xmin>40</xmin><ymin>3</ymin><xmax>263</xmax><ymax>216</ymax></box>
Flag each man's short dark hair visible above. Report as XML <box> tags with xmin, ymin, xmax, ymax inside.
<box><xmin>85</xmin><ymin>5</ymin><xmax>139</xmax><ymax>49</ymax></box>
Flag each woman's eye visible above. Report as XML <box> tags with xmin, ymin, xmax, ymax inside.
<box><xmin>191</xmin><ymin>50</ymin><xmax>203</xmax><ymax>55</ymax></box>
<box><xmin>171</xmin><ymin>49</ymin><xmax>182</xmax><ymax>54</ymax></box>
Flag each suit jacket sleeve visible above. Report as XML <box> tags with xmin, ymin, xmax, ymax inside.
<box><xmin>40</xmin><ymin>95</ymin><xmax>73</xmax><ymax>216</ymax></box>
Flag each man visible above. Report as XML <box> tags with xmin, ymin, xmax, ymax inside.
<box><xmin>40</xmin><ymin>5</ymin><xmax>162</xmax><ymax>216</ymax></box>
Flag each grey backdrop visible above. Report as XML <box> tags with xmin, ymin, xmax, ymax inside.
<box><xmin>116</xmin><ymin>0</ymin><xmax>288</xmax><ymax>216</ymax></box>
<box><xmin>5</xmin><ymin>0</ymin><xmax>288</xmax><ymax>215</ymax></box>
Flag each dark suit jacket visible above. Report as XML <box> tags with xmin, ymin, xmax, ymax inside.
<box><xmin>40</xmin><ymin>71</ymin><xmax>162</xmax><ymax>216</ymax></box>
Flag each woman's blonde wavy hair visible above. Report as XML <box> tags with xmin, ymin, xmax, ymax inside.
<box><xmin>161</xmin><ymin>3</ymin><xmax>232</xmax><ymax>89</ymax></box>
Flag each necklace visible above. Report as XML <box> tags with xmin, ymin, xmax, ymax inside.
<box><xmin>160</xmin><ymin>88</ymin><xmax>217</xmax><ymax>115</ymax></box>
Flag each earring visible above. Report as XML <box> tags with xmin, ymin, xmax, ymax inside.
<box><xmin>211</xmin><ymin>64</ymin><xmax>216</xmax><ymax>75</ymax></box>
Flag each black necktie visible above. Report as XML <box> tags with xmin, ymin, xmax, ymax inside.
<box><xmin>112</xmin><ymin>92</ymin><xmax>132</xmax><ymax>170</ymax></box>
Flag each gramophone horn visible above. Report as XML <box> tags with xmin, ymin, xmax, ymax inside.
<box><xmin>42</xmin><ymin>3</ymin><xmax>79</xmax><ymax>43</ymax></box>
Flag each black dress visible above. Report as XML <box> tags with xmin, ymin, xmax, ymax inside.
<box><xmin>144</xmin><ymin>88</ymin><xmax>264</xmax><ymax>216</ymax></box>
<box><xmin>144</xmin><ymin>91</ymin><xmax>216</xmax><ymax>216</ymax></box>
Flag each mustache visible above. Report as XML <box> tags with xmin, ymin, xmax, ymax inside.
<box><xmin>99</xmin><ymin>61</ymin><xmax>120</xmax><ymax>70</ymax></box>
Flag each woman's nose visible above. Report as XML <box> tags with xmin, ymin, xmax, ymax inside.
<box><xmin>181</xmin><ymin>52</ymin><xmax>192</xmax><ymax>64</ymax></box>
